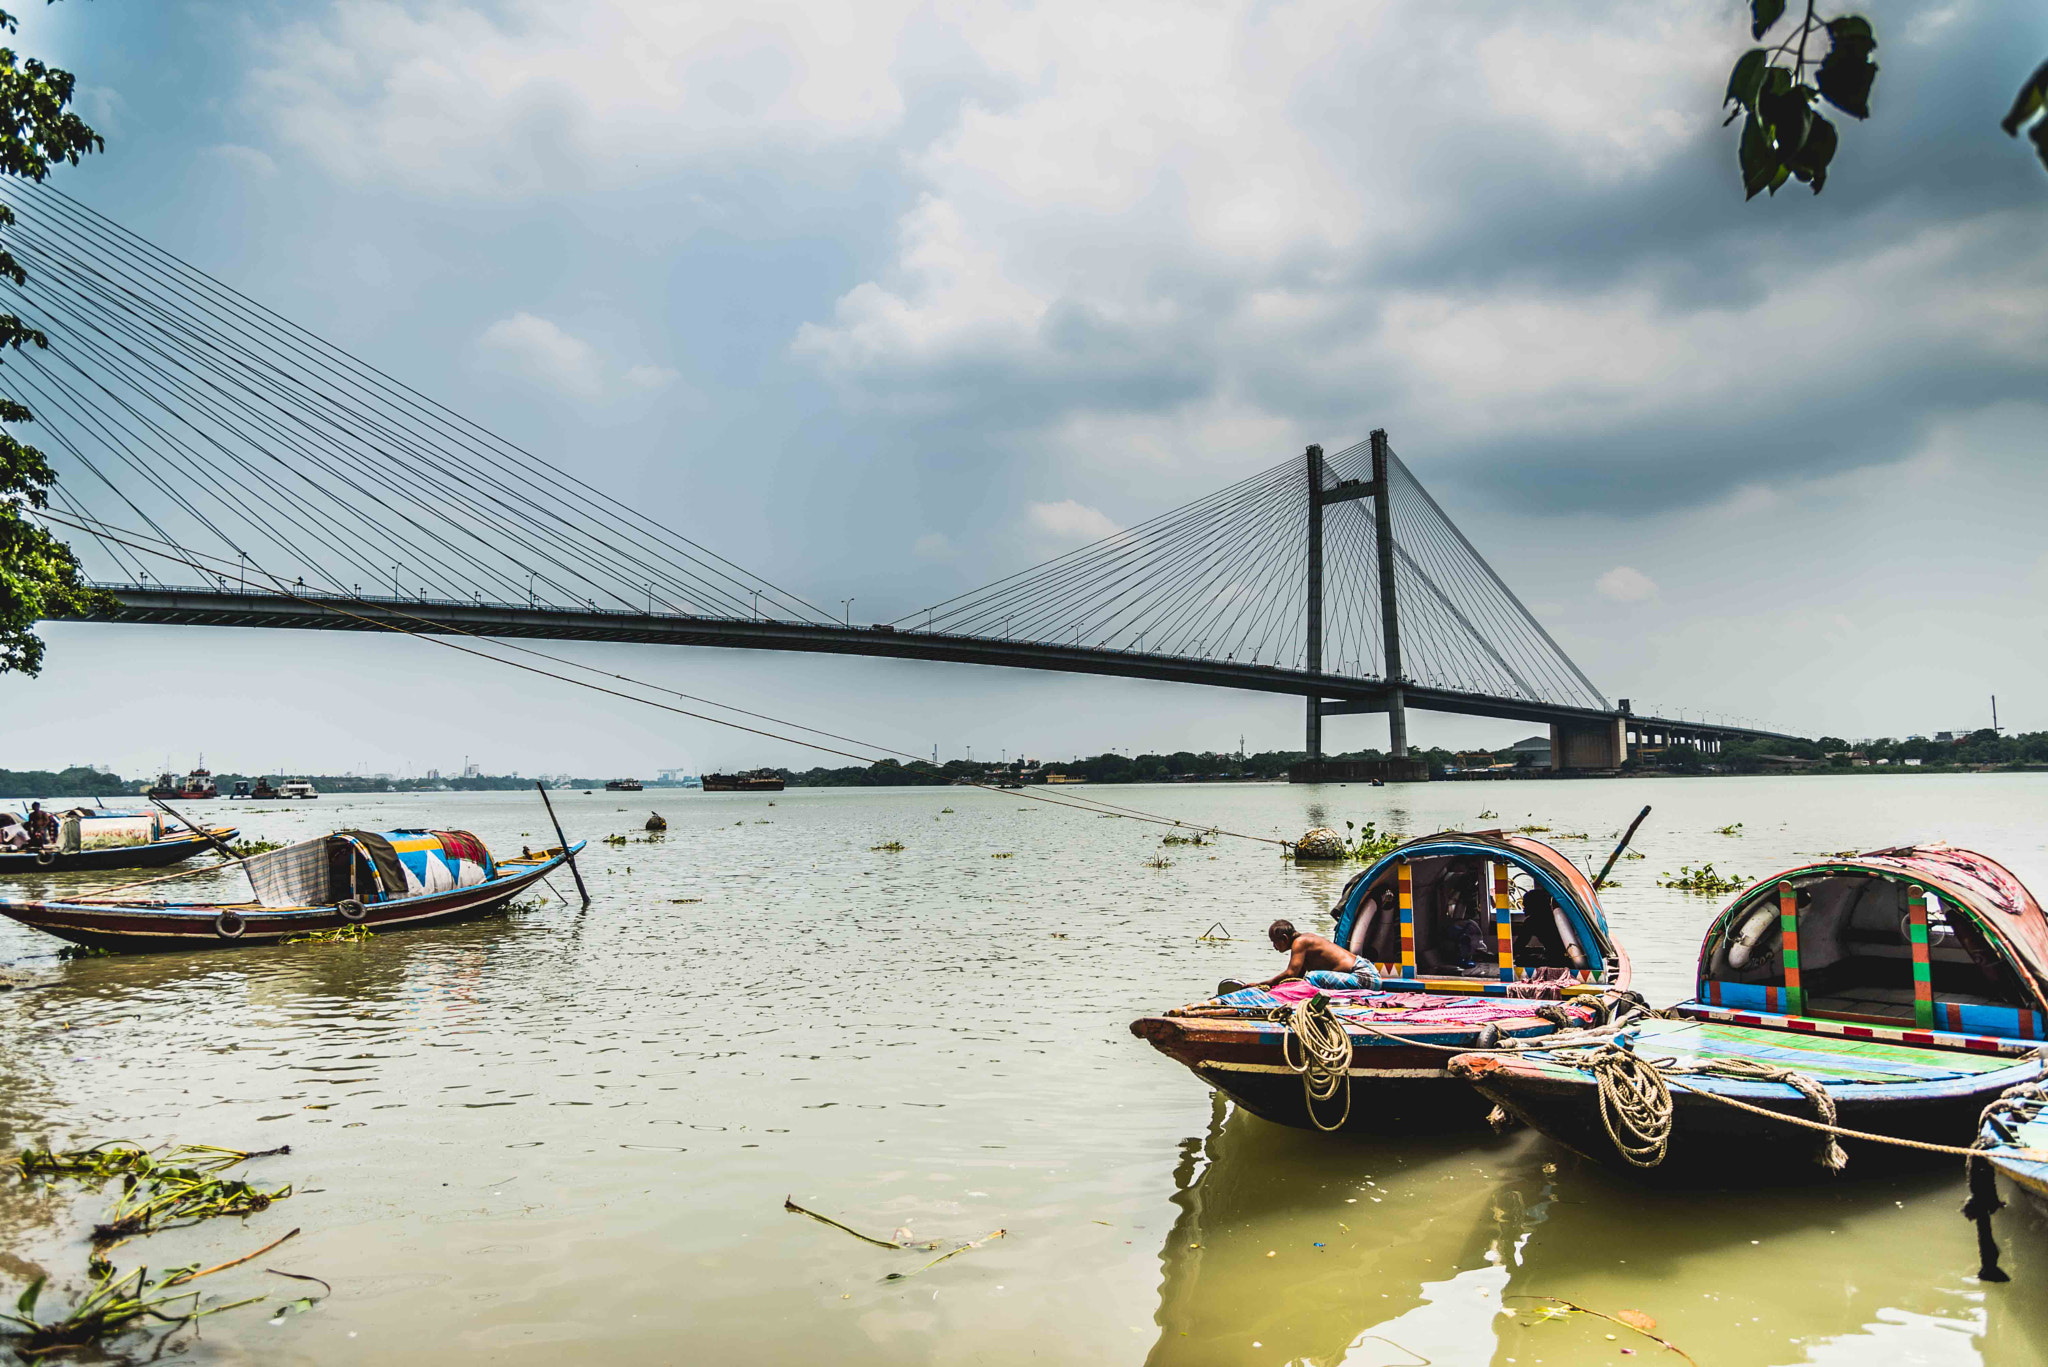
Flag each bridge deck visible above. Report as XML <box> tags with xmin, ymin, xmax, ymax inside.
<box><xmin>78</xmin><ymin>585</ymin><xmax>1797</xmax><ymax>746</ymax></box>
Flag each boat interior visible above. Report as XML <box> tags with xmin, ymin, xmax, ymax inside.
<box><xmin>1704</xmin><ymin>869</ymin><xmax>2041</xmax><ymax>1032</ymax></box>
<box><xmin>1335</xmin><ymin>849</ymin><xmax>1596</xmax><ymax>979</ymax></box>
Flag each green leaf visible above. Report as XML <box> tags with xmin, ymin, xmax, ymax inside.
<box><xmin>1759</xmin><ymin>82</ymin><xmax>1813</xmax><ymax>156</ymax></box>
<box><xmin>2031</xmin><ymin>118</ymin><xmax>2048</xmax><ymax>176</ymax></box>
<box><xmin>1740</xmin><ymin>113</ymin><xmax>1779</xmax><ymax>199</ymax></box>
<box><xmin>1726</xmin><ymin>48</ymin><xmax>1769</xmax><ymax>112</ymax></box>
<box><xmin>2001</xmin><ymin>59</ymin><xmax>2048</xmax><ymax>137</ymax></box>
<box><xmin>16</xmin><ymin>1276</ymin><xmax>43</xmax><ymax>1318</ymax></box>
<box><xmin>1818</xmin><ymin>18</ymin><xmax>1879</xmax><ymax>118</ymax></box>
<box><xmin>1787</xmin><ymin>113</ymin><xmax>1838</xmax><ymax>192</ymax></box>
<box><xmin>1750</xmin><ymin>0</ymin><xmax>1786</xmax><ymax>40</ymax></box>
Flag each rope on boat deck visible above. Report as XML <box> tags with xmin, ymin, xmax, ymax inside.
<box><xmin>1280</xmin><ymin>995</ymin><xmax>1354</xmax><ymax>1132</ymax></box>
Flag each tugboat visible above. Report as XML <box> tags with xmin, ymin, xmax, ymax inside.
<box><xmin>147</xmin><ymin>761</ymin><xmax>219</xmax><ymax>800</ymax></box>
<box><xmin>604</xmin><ymin>778</ymin><xmax>644</xmax><ymax>792</ymax></box>
<box><xmin>700</xmin><ymin>769</ymin><xmax>785</xmax><ymax>793</ymax></box>
<box><xmin>251</xmin><ymin>777</ymin><xmax>281</xmax><ymax>800</ymax></box>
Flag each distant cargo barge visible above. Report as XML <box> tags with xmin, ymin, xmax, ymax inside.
<box><xmin>701</xmin><ymin>770</ymin><xmax>784</xmax><ymax>793</ymax></box>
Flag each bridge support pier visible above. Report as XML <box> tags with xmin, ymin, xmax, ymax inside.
<box><xmin>1550</xmin><ymin>717</ymin><xmax>1628</xmax><ymax>771</ymax></box>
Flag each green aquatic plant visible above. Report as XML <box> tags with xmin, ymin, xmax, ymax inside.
<box><xmin>1</xmin><ymin>1265</ymin><xmax>263</xmax><ymax>1357</ymax></box>
<box><xmin>1143</xmin><ymin>855</ymin><xmax>1173</xmax><ymax>869</ymax></box>
<box><xmin>1714</xmin><ymin>822</ymin><xmax>1745</xmax><ymax>837</ymax></box>
<box><xmin>1476</xmin><ymin>809</ymin><xmax>1499</xmax><ymax>820</ymax></box>
<box><xmin>13</xmin><ymin>1142</ymin><xmax>295</xmax><ymax>1243</ymax></box>
<box><xmin>1342</xmin><ymin>821</ymin><xmax>1403</xmax><ymax>863</ymax></box>
<box><xmin>990</xmin><ymin>852</ymin><xmax>1014</xmax><ymax>859</ymax></box>
<box><xmin>56</xmin><ymin>944</ymin><xmax>111</xmax><ymax>960</ymax></box>
<box><xmin>1160</xmin><ymin>829</ymin><xmax>1213</xmax><ymax>846</ymax></box>
<box><xmin>282</xmin><ymin>924</ymin><xmax>373</xmax><ymax>946</ymax></box>
<box><xmin>1658</xmin><ymin>863</ymin><xmax>1748</xmax><ymax>895</ymax></box>
<box><xmin>228</xmin><ymin>838</ymin><xmax>284</xmax><ymax>858</ymax></box>
<box><xmin>871</xmin><ymin>841</ymin><xmax>905</xmax><ymax>852</ymax></box>
<box><xmin>1514</xmin><ymin>822</ymin><xmax>1552</xmax><ymax>835</ymax></box>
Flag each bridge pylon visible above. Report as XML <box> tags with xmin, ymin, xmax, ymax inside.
<box><xmin>1304</xmin><ymin>429</ymin><xmax>1407</xmax><ymax>763</ymax></box>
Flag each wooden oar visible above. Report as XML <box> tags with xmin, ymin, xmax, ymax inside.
<box><xmin>149</xmin><ymin>797</ymin><xmax>245</xmax><ymax>865</ymax></box>
<box><xmin>1592</xmin><ymin>805</ymin><xmax>1652</xmax><ymax>890</ymax></box>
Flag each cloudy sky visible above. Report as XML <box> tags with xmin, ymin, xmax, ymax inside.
<box><xmin>3</xmin><ymin>0</ymin><xmax>2045</xmax><ymax>779</ymax></box>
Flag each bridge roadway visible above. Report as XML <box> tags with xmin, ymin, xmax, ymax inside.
<box><xmin>82</xmin><ymin>584</ymin><xmax>1797</xmax><ymax>754</ymax></box>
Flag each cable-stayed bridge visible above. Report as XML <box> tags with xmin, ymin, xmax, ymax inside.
<box><xmin>4</xmin><ymin>184</ymin><xmax>1794</xmax><ymax>771</ymax></box>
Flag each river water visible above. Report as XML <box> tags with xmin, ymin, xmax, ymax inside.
<box><xmin>3</xmin><ymin>775</ymin><xmax>2048</xmax><ymax>1366</ymax></box>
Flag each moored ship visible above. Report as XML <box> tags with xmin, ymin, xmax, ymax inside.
<box><xmin>604</xmin><ymin>778</ymin><xmax>644</xmax><ymax>791</ymax></box>
<box><xmin>700</xmin><ymin>769</ymin><xmax>785</xmax><ymax>793</ymax></box>
<box><xmin>147</xmin><ymin>761</ymin><xmax>218</xmax><ymax>800</ymax></box>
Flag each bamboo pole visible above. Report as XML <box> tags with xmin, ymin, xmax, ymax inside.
<box><xmin>536</xmin><ymin>783</ymin><xmax>590</xmax><ymax>904</ymax></box>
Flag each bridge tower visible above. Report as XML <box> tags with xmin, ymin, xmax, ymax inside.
<box><xmin>1303</xmin><ymin>429</ymin><xmax>1407</xmax><ymax>762</ymax></box>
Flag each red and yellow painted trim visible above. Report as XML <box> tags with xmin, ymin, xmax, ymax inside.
<box><xmin>1397</xmin><ymin>859</ymin><xmax>1416</xmax><ymax>979</ymax></box>
<box><xmin>1493</xmin><ymin>861</ymin><xmax>1514</xmax><ymax>983</ymax></box>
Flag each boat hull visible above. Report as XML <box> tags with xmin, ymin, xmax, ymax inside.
<box><xmin>0</xmin><ymin>830</ymin><xmax>235</xmax><ymax>874</ymax></box>
<box><xmin>1450</xmin><ymin>1018</ymin><xmax>2041</xmax><ymax>1183</ymax></box>
<box><xmin>1130</xmin><ymin>998</ymin><xmax>1609</xmax><ymax>1134</ymax></box>
<box><xmin>0</xmin><ymin>846</ymin><xmax>579</xmax><ymax>953</ymax></box>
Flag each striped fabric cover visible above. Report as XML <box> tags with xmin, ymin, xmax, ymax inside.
<box><xmin>245</xmin><ymin>838</ymin><xmax>336</xmax><ymax>908</ymax></box>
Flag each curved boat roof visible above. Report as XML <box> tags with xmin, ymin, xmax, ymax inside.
<box><xmin>1333</xmin><ymin>829</ymin><xmax>1617</xmax><ymax>968</ymax></box>
<box><xmin>1699</xmin><ymin>843</ymin><xmax>2048</xmax><ymax>1014</ymax></box>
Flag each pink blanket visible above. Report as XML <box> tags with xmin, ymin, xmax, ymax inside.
<box><xmin>1265</xmin><ymin>978</ymin><xmax>1586</xmax><ymax>1026</ymax></box>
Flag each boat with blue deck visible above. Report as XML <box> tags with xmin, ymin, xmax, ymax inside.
<box><xmin>0</xmin><ymin>828</ymin><xmax>582</xmax><ymax>952</ymax></box>
<box><xmin>1129</xmin><ymin>830</ymin><xmax>1632</xmax><ymax>1132</ymax></box>
<box><xmin>1452</xmin><ymin>843</ymin><xmax>2048</xmax><ymax>1180</ymax></box>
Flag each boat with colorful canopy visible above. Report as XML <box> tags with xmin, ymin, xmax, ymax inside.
<box><xmin>1129</xmin><ymin>830</ymin><xmax>1634</xmax><ymax>1132</ymax></box>
<box><xmin>1450</xmin><ymin>843</ymin><xmax>2048</xmax><ymax>1180</ymax></box>
<box><xmin>0</xmin><ymin>827</ymin><xmax>582</xmax><ymax>952</ymax></box>
<box><xmin>0</xmin><ymin>808</ymin><xmax>237</xmax><ymax>873</ymax></box>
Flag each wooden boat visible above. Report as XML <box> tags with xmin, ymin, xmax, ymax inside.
<box><xmin>0</xmin><ymin>828</ymin><xmax>582</xmax><ymax>952</ymax></box>
<box><xmin>1975</xmin><ymin>1074</ymin><xmax>2048</xmax><ymax>1208</ymax></box>
<box><xmin>1451</xmin><ymin>844</ymin><xmax>2048</xmax><ymax>1181</ymax></box>
<box><xmin>0</xmin><ymin>809</ymin><xmax>237</xmax><ymax>873</ymax></box>
<box><xmin>1129</xmin><ymin>831</ymin><xmax>1632</xmax><ymax>1132</ymax></box>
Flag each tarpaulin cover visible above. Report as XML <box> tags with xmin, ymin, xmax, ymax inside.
<box><xmin>380</xmin><ymin>830</ymin><xmax>492</xmax><ymax>896</ymax></box>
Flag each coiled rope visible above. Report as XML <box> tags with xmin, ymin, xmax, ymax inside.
<box><xmin>1280</xmin><ymin>994</ymin><xmax>1354</xmax><ymax>1132</ymax></box>
<box><xmin>1543</xmin><ymin>1043</ymin><xmax>1849</xmax><ymax>1171</ymax></box>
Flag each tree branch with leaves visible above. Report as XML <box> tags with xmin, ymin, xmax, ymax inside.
<box><xmin>1725</xmin><ymin>0</ymin><xmax>2048</xmax><ymax>198</ymax></box>
<box><xmin>0</xmin><ymin>1</ymin><xmax>110</xmax><ymax>676</ymax></box>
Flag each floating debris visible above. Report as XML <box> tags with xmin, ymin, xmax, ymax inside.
<box><xmin>1143</xmin><ymin>855</ymin><xmax>1173</xmax><ymax>869</ymax></box>
<box><xmin>1507</xmin><ymin>1295</ymin><xmax>1696</xmax><ymax>1365</ymax></box>
<box><xmin>990</xmin><ymin>852</ymin><xmax>1014</xmax><ymax>859</ymax></box>
<box><xmin>1161</xmin><ymin>830</ymin><xmax>1214</xmax><ymax>847</ymax></box>
<box><xmin>1714</xmin><ymin>822</ymin><xmax>1745</xmax><ymax>837</ymax></box>
<box><xmin>1290</xmin><ymin>827</ymin><xmax>1345</xmax><ymax>860</ymax></box>
<box><xmin>645</xmin><ymin>812</ymin><xmax>668</xmax><ymax>832</ymax></box>
<box><xmin>1198</xmin><ymin>923</ymin><xmax>1234</xmax><ymax>941</ymax></box>
<box><xmin>1476</xmin><ymin>809</ymin><xmax>1499</xmax><ymax>820</ymax></box>
<box><xmin>871</xmin><ymin>841</ymin><xmax>905</xmax><ymax>852</ymax></box>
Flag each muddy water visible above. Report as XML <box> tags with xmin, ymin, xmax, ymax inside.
<box><xmin>3</xmin><ymin>775</ymin><xmax>2048</xmax><ymax>1365</ymax></box>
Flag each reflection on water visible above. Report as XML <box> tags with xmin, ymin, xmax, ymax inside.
<box><xmin>0</xmin><ymin>777</ymin><xmax>2046</xmax><ymax>1364</ymax></box>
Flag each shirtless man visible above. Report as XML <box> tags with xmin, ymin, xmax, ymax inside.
<box><xmin>1254</xmin><ymin>919</ymin><xmax>1382</xmax><ymax>991</ymax></box>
